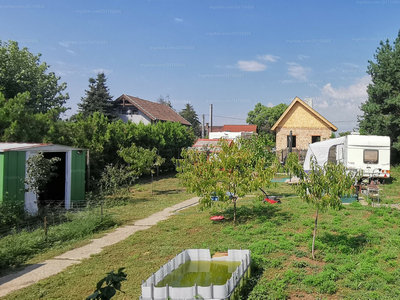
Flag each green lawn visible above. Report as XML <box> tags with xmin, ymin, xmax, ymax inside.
<box><xmin>2</xmin><ymin>174</ymin><xmax>400</xmax><ymax>299</ymax></box>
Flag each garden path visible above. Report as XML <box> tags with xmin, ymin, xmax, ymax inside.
<box><xmin>0</xmin><ymin>196</ymin><xmax>200</xmax><ymax>298</ymax></box>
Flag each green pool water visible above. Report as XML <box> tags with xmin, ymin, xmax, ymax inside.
<box><xmin>155</xmin><ymin>260</ymin><xmax>241</xmax><ymax>287</ymax></box>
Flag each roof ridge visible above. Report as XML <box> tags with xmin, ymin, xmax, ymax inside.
<box><xmin>271</xmin><ymin>96</ymin><xmax>337</xmax><ymax>131</ymax></box>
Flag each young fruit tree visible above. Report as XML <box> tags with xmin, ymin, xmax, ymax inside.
<box><xmin>286</xmin><ymin>153</ymin><xmax>361</xmax><ymax>259</ymax></box>
<box><xmin>176</xmin><ymin>138</ymin><xmax>278</xmax><ymax>223</ymax></box>
<box><xmin>24</xmin><ymin>151</ymin><xmax>61</xmax><ymax>196</ymax></box>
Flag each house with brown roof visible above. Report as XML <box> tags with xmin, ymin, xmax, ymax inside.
<box><xmin>114</xmin><ymin>94</ymin><xmax>191</xmax><ymax>126</ymax></box>
<box><xmin>271</xmin><ymin>96</ymin><xmax>337</xmax><ymax>153</ymax></box>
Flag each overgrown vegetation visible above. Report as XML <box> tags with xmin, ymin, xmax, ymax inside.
<box><xmin>4</xmin><ymin>176</ymin><xmax>400</xmax><ymax>299</ymax></box>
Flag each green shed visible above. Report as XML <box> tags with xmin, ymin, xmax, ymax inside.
<box><xmin>0</xmin><ymin>143</ymin><xmax>86</xmax><ymax>214</ymax></box>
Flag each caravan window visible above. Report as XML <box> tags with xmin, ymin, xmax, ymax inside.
<box><xmin>364</xmin><ymin>150</ymin><xmax>378</xmax><ymax>164</ymax></box>
<box><xmin>328</xmin><ymin>146</ymin><xmax>337</xmax><ymax>164</ymax></box>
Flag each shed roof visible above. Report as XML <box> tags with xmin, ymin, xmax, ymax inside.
<box><xmin>0</xmin><ymin>143</ymin><xmax>84</xmax><ymax>152</ymax></box>
<box><xmin>271</xmin><ymin>96</ymin><xmax>337</xmax><ymax>131</ymax></box>
<box><xmin>115</xmin><ymin>94</ymin><xmax>191</xmax><ymax>126</ymax></box>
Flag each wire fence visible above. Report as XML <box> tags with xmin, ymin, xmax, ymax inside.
<box><xmin>0</xmin><ymin>199</ymin><xmax>107</xmax><ymax>239</ymax></box>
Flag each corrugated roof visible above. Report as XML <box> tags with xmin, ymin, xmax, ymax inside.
<box><xmin>222</xmin><ymin>125</ymin><xmax>257</xmax><ymax>132</ymax></box>
<box><xmin>0</xmin><ymin>143</ymin><xmax>84</xmax><ymax>152</ymax></box>
<box><xmin>115</xmin><ymin>94</ymin><xmax>191</xmax><ymax>126</ymax></box>
<box><xmin>0</xmin><ymin>143</ymin><xmax>49</xmax><ymax>152</ymax></box>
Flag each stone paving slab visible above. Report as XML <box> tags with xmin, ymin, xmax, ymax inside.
<box><xmin>0</xmin><ymin>197</ymin><xmax>200</xmax><ymax>298</ymax></box>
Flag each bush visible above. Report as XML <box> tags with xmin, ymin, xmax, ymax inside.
<box><xmin>0</xmin><ymin>199</ymin><xmax>26</xmax><ymax>231</ymax></box>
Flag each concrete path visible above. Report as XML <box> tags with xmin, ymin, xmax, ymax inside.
<box><xmin>0</xmin><ymin>197</ymin><xmax>200</xmax><ymax>298</ymax></box>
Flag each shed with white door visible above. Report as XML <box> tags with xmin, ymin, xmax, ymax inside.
<box><xmin>0</xmin><ymin>143</ymin><xmax>86</xmax><ymax>214</ymax></box>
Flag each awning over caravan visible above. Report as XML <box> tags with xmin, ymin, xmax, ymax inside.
<box><xmin>303</xmin><ymin>137</ymin><xmax>345</xmax><ymax>172</ymax></box>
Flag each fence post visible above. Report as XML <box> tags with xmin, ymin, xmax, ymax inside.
<box><xmin>44</xmin><ymin>217</ymin><xmax>47</xmax><ymax>241</ymax></box>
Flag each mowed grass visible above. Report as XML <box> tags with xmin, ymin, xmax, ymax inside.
<box><xmin>0</xmin><ymin>175</ymin><xmax>194</xmax><ymax>277</ymax></box>
<box><xmin>378</xmin><ymin>165</ymin><xmax>400</xmax><ymax>204</ymax></box>
<box><xmin>3</xmin><ymin>174</ymin><xmax>400</xmax><ymax>299</ymax></box>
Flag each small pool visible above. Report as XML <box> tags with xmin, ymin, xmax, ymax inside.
<box><xmin>140</xmin><ymin>249</ymin><xmax>251</xmax><ymax>300</ymax></box>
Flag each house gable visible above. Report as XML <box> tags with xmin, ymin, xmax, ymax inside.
<box><xmin>278</xmin><ymin>102</ymin><xmax>333</xmax><ymax>130</ymax></box>
<box><xmin>115</xmin><ymin>94</ymin><xmax>191</xmax><ymax>126</ymax></box>
<box><xmin>272</xmin><ymin>96</ymin><xmax>337</xmax><ymax>131</ymax></box>
<box><xmin>272</xmin><ymin>97</ymin><xmax>337</xmax><ymax>152</ymax></box>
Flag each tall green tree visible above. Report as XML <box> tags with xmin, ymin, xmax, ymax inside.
<box><xmin>179</xmin><ymin>103</ymin><xmax>200</xmax><ymax>136</ymax></box>
<box><xmin>78</xmin><ymin>73</ymin><xmax>116</xmax><ymax>120</ymax></box>
<box><xmin>0</xmin><ymin>40</ymin><xmax>68</xmax><ymax>114</ymax></box>
<box><xmin>358</xmin><ymin>31</ymin><xmax>400</xmax><ymax>162</ymax></box>
<box><xmin>246</xmin><ymin>103</ymin><xmax>288</xmax><ymax>138</ymax></box>
<box><xmin>0</xmin><ymin>92</ymin><xmax>61</xmax><ymax>143</ymax></box>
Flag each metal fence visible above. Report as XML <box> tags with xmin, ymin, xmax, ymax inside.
<box><xmin>278</xmin><ymin>148</ymin><xmax>308</xmax><ymax>165</ymax></box>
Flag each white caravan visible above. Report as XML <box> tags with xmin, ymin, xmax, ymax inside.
<box><xmin>303</xmin><ymin>134</ymin><xmax>391</xmax><ymax>179</ymax></box>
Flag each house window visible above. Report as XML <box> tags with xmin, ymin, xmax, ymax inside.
<box><xmin>312</xmin><ymin>136</ymin><xmax>321</xmax><ymax>143</ymax></box>
<box><xmin>287</xmin><ymin>135</ymin><xmax>296</xmax><ymax>148</ymax></box>
<box><xmin>364</xmin><ymin>150</ymin><xmax>379</xmax><ymax>164</ymax></box>
<box><xmin>328</xmin><ymin>145</ymin><xmax>337</xmax><ymax>164</ymax></box>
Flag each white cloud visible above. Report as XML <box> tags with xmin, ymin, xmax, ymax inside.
<box><xmin>287</xmin><ymin>62</ymin><xmax>311</xmax><ymax>81</ymax></box>
<box><xmin>237</xmin><ymin>60</ymin><xmax>266</xmax><ymax>72</ymax></box>
<box><xmin>67</xmin><ymin>49</ymin><xmax>75</xmax><ymax>54</ymax></box>
<box><xmin>59</xmin><ymin>42</ymin><xmax>69</xmax><ymax>47</ymax></box>
<box><xmin>257</xmin><ymin>54</ymin><xmax>280</xmax><ymax>62</ymax></box>
<box><xmin>298</xmin><ymin>54</ymin><xmax>310</xmax><ymax>60</ymax></box>
<box><xmin>311</xmin><ymin>75</ymin><xmax>371</xmax><ymax>132</ymax></box>
<box><xmin>267</xmin><ymin>102</ymin><xmax>274</xmax><ymax>107</ymax></box>
<box><xmin>175</xmin><ymin>18</ymin><xmax>183</xmax><ymax>23</ymax></box>
<box><xmin>320</xmin><ymin>75</ymin><xmax>370</xmax><ymax>101</ymax></box>
<box><xmin>343</xmin><ymin>62</ymin><xmax>360</xmax><ymax>68</ymax></box>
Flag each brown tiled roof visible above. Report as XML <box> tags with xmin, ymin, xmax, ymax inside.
<box><xmin>210</xmin><ymin>126</ymin><xmax>224</xmax><ymax>132</ymax></box>
<box><xmin>115</xmin><ymin>94</ymin><xmax>191</xmax><ymax>126</ymax></box>
<box><xmin>222</xmin><ymin>125</ymin><xmax>257</xmax><ymax>132</ymax></box>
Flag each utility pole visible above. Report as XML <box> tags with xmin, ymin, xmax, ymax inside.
<box><xmin>202</xmin><ymin>114</ymin><xmax>205</xmax><ymax>138</ymax></box>
<box><xmin>209</xmin><ymin>104</ymin><xmax>213</xmax><ymax>133</ymax></box>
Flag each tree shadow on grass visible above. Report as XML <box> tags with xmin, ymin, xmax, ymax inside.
<box><xmin>219</xmin><ymin>204</ymin><xmax>292</xmax><ymax>225</ymax></box>
<box><xmin>152</xmin><ymin>189</ymin><xmax>184</xmax><ymax>195</ymax></box>
<box><xmin>319</xmin><ymin>232</ymin><xmax>368</xmax><ymax>253</ymax></box>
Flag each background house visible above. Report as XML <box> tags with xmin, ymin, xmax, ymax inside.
<box><xmin>0</xmin><ymin>143</ymin><xmax>86</xmax><ymax>214</ymax></box>
<box><xmin>272</xmin><ymin>97</ymin><xmax>337</xmax><ymax>161</ymax></box>
<box><xmin>209</xmin><ymin>125</ymin><xmax>257</xmax><ymax>140</ymax></box>
<box><xmin>115</xmin><ymin>94</ymin><xmax>191</xmax><ymax>126</ymax></box>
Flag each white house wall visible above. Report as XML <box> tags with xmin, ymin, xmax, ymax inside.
<box><xmin>118</xmin><ymin>112</ymin><xmax>152</xmax><ymax>125</ymax></box>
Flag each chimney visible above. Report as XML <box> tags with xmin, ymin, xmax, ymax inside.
<box><xmin>304</xmin><ymin>98</ymin><xmax>313</xmax><ymax>108</ymax></box>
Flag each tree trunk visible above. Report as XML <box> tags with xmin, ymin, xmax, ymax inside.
<box><xmin>312</xmin><ymin>208</ymin><xmax>319</xmax><ymax>260</ymax></box>
<box><xmin>233</xmin><ymin>197</ymin><xmax>237</xmax><ymax>224</ymax></box>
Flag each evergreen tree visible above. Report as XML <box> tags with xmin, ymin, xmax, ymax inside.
<box><xmin>157</xmin><ymin>95</ymin><xmax>173</xmax><ymax>109</ymax></box>
<box><xmin>78</xmin><ymin>73</ymin><xmax>116</xmax><ymax>120</ymax></box>
<box><xmin>179</xmin><ymin>103</ymin><xmax>200</xmax><ymax>136</ymax></box>
<box><xmin>358</xmin><ymin>31</ymin><xmax>400</xmax><ymax>162</ymax></box>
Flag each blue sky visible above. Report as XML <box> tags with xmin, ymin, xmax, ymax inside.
<box><xmin>1</xmin><ymin>0</ymin><xmax>399</xmax><ymax>133</ymax></box>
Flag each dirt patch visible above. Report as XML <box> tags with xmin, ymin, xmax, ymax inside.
<box><xmin>188</xmin><ymin>227</ymin><xmax>201</xmax><ymax>234</ymax></box>
<box><xmin>289</xmin><ymin>255</ymin><xmax>325</xmax><ymax>267</ymax></box>
<box><xmin>288</xmin><ymin>292</ymin><xmax>315</xmax><ymax>300</ymax></box>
